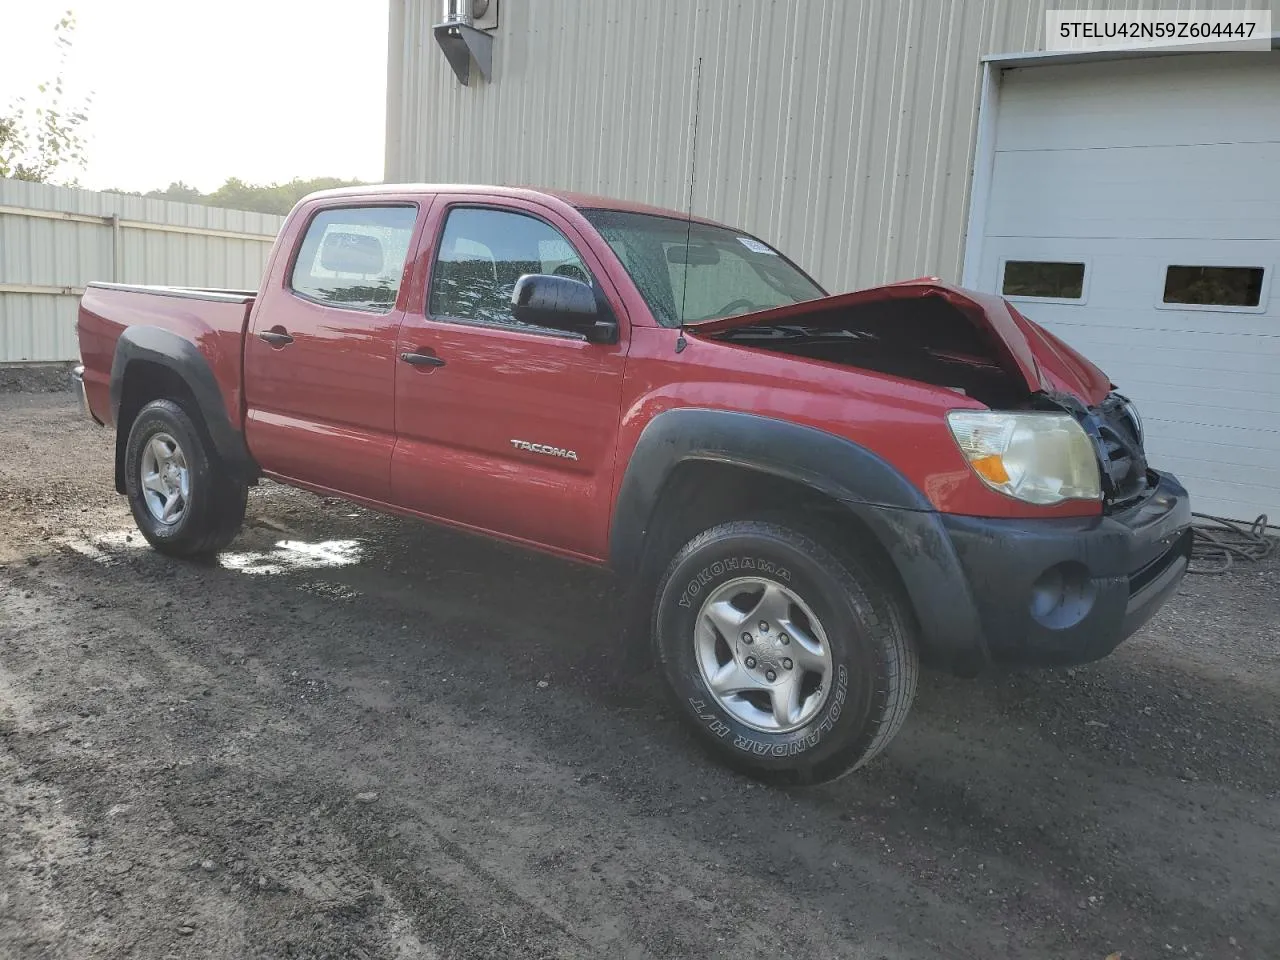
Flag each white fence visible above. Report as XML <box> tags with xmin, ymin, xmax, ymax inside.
<box><xmin>0</xmin><ymin>178</ymin><xmax>283</xmax><ymax>361</ymax></box>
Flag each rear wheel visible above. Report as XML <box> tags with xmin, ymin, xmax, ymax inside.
<box><xmin>123</xmin><ymin>398</ymin><xmax>246</xmax><ymax>558</ymax></box>
<box><xmin>652</xmin><ymin>520</ymin><xmax>917</xmax><ymax>784</ymax></box>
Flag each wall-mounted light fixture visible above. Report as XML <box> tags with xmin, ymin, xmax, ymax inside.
<box><xmin>434</xmin><ymin>0</ymin><xmax>498</xmax><ymax>86</ymax></box>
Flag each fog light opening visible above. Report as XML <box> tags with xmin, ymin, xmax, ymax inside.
<box><xmin>1029</xmin><ymin>562</ymin><xmax>1096</xmax><ymax>630</ymax></box>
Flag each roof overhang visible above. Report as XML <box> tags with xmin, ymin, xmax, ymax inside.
<box><xmin>983</xmin><ymin>32</ymin><xmax>1279</xmax><ymax>68</ymax></box>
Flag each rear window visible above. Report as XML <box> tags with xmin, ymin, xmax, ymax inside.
<box><xmin>290</xmin><ymin>205</ymin><xmax>417</xmax><ymax>313</ymax></box>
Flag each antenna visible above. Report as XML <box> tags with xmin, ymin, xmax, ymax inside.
<box><xmin>678</xmin><ymin>55</ymin><xmax>703</xmax><ymax>333</ymax></box>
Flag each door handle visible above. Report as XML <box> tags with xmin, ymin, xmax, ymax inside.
<box><xmin>257</xmin><ymin>329</ymin><xmax>294</xmax><ymax>347</ymax></box>
<box><xmin>399</xmin><ymin>352</ymin><xmax>446</xmax><ymax>368</ymax></box>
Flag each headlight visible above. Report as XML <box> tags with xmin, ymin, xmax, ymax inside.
<box><xmin>946</xmin><ymin>411</ymin><xmax>1101</xmax><ymax>505</ymax></box>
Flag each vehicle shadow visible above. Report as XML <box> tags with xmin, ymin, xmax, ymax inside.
<box><xmin>229</xmin><ymin>487</ymin><xmax>1278</xmax><ymax>786</ymax></box>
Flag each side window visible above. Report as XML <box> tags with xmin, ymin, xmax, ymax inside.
<box><xmin>290</xmin><ymin>205</ymin><xmax>417</xmax><ymax>313</ymax></box>
<box><xmin>428</xmin><ymin>208</ymin><xmax>592</xmax><ymax>329</ymax></box>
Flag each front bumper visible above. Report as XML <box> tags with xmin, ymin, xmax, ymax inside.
<box><xmin>940</xmin><ymin>471</ymin><xmax>1192</xmax><ymax>666</ymax></box>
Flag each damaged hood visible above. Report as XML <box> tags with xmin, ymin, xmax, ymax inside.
<box><xmin>687</xmin><ymin>278</ymin><xmax>1112</xmax><ymax>405</ymax></box>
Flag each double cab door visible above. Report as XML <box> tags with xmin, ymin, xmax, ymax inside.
<box><xmin>244</xmin><ymin>192</ymin><xmax>630</xmax><ymax>561</ymax></box>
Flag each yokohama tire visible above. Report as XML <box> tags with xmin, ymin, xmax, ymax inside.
<box><xmin>123</xmin><ymin>398</ymin><xmax>247</xmax><ymax>559</ymax></box>
<box><xmin>653</xmin><ymin>520</ymin><xmax>918</xmax><ymax>785</ymax></box>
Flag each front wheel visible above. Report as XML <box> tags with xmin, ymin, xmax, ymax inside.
<box><xmin>652</xmin><ymin>520</ymin><xmax>918</xmax><ymax>785</ymax></box>
<box><xmin>123</xmin><ymin>398</ymin><xmax>247</xmax><ymax>558</ymax></box>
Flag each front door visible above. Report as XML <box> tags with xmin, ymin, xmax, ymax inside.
<box><xmin>391</xmin><ymin>197</ymin><xmax>630</xmax><ymax>560</ymax></box>
<box><xmin>244</xmin><ymin>202</ymin><xmax>421</xmax><ymax>502</ymax></box>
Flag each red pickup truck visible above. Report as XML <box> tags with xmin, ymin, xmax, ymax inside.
<box><xmin>73</xmin><ymin>184</ymin><xmax>1191</xmax><ymax>783</ymax></box>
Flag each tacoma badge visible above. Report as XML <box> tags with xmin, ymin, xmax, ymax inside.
<box><xmin>510</xmin><ymin>439</ymin><xmax>579</xmax><ymax>461</ymax></box>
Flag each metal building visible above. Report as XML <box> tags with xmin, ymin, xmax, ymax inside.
<box><xmin>0</xmin><ymin>178</ymin><xmax>282</xmax><ymax>362</ymax></box>
<box><xmin>387</xmin><ymin>0</ymin><xmax>1280</xmax><ymax>522</ymax></box>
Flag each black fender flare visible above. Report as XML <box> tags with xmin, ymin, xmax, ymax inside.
<box><xmin>609</xmin><ymin>408</ymin><xmax>989</xmax><ymax>673</ymax></box>
<box><xmin>109</xmin><ymin>326</ymin><xmax>255</xmax><ymax>491</ymax></box>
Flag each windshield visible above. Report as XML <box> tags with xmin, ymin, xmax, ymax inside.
<box><xmin>582</xmin><ymin>209</ymin><xmax>825</xmax><ymax>327</ymax></box>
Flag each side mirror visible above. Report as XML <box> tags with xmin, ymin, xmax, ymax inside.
<box><xmin>510</xmin><ymin>274</ymin><xmax>618</xmax><ymax>344</ymax></box>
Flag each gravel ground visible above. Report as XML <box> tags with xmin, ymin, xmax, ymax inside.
<box><xmin>1</xmin><ymin>390</ymin><xmax>1277</xmax><ymax>960</ymax></box>
<box><xmin>0</xmin><ymin>363</ymin><xmax>77</xmax><ymax>395</ymax></box>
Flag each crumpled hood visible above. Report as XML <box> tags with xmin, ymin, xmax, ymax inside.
<box><xmin>687</xmin><ymin>278</ymin><xmax>1113</xmax><ymax>405</ymax></box>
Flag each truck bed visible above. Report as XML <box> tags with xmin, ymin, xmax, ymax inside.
<box><xmin>77</xmin><ymin>282</ymin><xmax>257</xmax><ymax>429</ymax></box>
<box><xmin>85</xmin><ymin>282</ymin><xmax>258</xmax><ymax>303</ymax></box>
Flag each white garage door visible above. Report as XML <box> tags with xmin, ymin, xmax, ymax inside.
<box><xmin>974</xmin><ymin>52</ymin><xmax>1280</xmax><ymax>523</ymax></box>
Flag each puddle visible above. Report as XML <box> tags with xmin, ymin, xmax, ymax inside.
<box><xmin>61</xmin><ymin>530</ymin><xmax>147</xmax><ymax>565</ymax></box>
<box><xmin>61</xmin><ymin>531</ymin><xmax>365</xmax><ymax>584</ymax></box>
<box><xmin>219</xmin><ymin>539</ymin><xmax>364</xmax><ymax>576</ymax></box>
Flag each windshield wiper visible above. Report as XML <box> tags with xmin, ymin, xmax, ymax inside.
<box><xmin>715</xmin><ymin>324</ymin><xmax>811</xmax><ymax>339</ymax></box>
<box><xmin>716</xmin><ymin>324</ymin><xmax>876</xmax><ymax>342</ymax></box>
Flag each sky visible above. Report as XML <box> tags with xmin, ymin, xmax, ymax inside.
<box><xmin>0</xmin><ymin>1</ymin><xmax>389</xmax><ymax>192</ymax></box>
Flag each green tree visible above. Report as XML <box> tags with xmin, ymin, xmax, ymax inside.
<box><xmin>0</xmin><ymin>11</ymin><xmax>90</xmax><ymax>184</ymax></box>
<box><xmin>144</xmin><ymin>181</ymin><xmax>203</xmax><ymax>203</ymax></box>
<box><xmin>112</xmin><ymin>176</ymin><xmax>367</xmax><ymax>215</ymax></box>
<box><xmin>204</xmin><ymin>176</ymin><xmax>366</xmax><ymax>215</ymax></box>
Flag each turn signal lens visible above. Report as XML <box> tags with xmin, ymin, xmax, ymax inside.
<box><xmin>969</xmin><ymin>454</ymin><xmax>1011</xmax><ymax>485</ymax></box>
<box><xmin>946</xmin><ymin>410</ymin><xmax>1101</xmax><ymax>505</ymax></box>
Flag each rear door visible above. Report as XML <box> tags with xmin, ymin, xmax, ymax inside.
<box><xmin>390</xmin><ymin>196</ymin><xmax>630</xmax><ymax>559</ymax></box>
<box><xmin>244</xmin><ymin>201</ymin><xmax>422</xmax><ymax>501</ymax></box>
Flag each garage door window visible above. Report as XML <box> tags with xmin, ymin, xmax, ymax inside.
<box><xmin>1161</xmin><ymin>265</ymin><xmax>1265</xmax><ymax>310</ymax></box>
<box><xmin>1001</xmin><ymin>261</ymin><xmax>1086</xmax><ymax>301</ymax></box>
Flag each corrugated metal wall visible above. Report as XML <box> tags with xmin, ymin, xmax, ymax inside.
<box><xmin>0</xmin><ymin>178</ymin><xmax>283</xmax><ymax>361</ymax></box>
<box><xmin>386</xmin><ymin>0</ymin><xmax>1275</xmax><ymax>293</ymax></box>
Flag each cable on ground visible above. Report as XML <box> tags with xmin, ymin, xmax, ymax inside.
<box><xmin>1189</xmin><ymin>512</ymin><xmax>1277</xmax><ymax>574</ymax></box>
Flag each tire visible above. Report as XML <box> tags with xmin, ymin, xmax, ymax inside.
<box><xmin>123</xmin><ymin>398</ymin><xmax>247</xmax><ymax>558</ymax></box>
<box><xmin>652</xmin><ymin>520</ymin><xmax>918</xmax><ymax>785</ymax></box>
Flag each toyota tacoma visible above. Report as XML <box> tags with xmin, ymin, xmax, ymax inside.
<box><xmin>72</xmin><ymin>185</ymin><xmax>1192</xmax><ymax>784</ymax></box>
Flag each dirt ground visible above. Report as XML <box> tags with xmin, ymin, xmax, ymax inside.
<box><xmin>1</xmin><ymin>388</ymin><xmax>1277</xmax><ymax>960</ymax></box>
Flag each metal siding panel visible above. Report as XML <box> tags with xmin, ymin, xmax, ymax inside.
<box><xmin>0</xmin><ymin>292</ymin><xmax>78</xmax><ymax>362</ymax></box>
<box><xmin>386</xmin><ymin>0</ymin><xmax>1083</xmax><ymax>292</ymax></box>
<box><xmin>0</xmin><ymin>178</ymin><xmax>280</xmax><ymax>359</ymax></box>
<box><xmin>387</xmin><ymin>0</ymin><xmax>1280</xmax><ymax>292</ymax></box>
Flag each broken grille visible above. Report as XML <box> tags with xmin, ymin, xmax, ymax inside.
<box><xmin>1095</xmin><ymin>394</ymin><xmax>1149</xmax><ymax>509</ymax></box>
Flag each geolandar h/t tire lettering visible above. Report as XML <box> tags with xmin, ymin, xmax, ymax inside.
<box><xmin>653</xmin><ymin>520</ymin><xmax>918</xmax><ymax>785</ymax></box>
<box><xmin>123</xmin><ymin>398</ymin><xmax>247</xmax><ymax>558</ymax></box>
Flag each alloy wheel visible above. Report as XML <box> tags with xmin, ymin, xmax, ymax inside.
<box><xmin>694</xmin><ymin>576</ymin><xmax>833</xmax><ymax>733</ymax></box>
